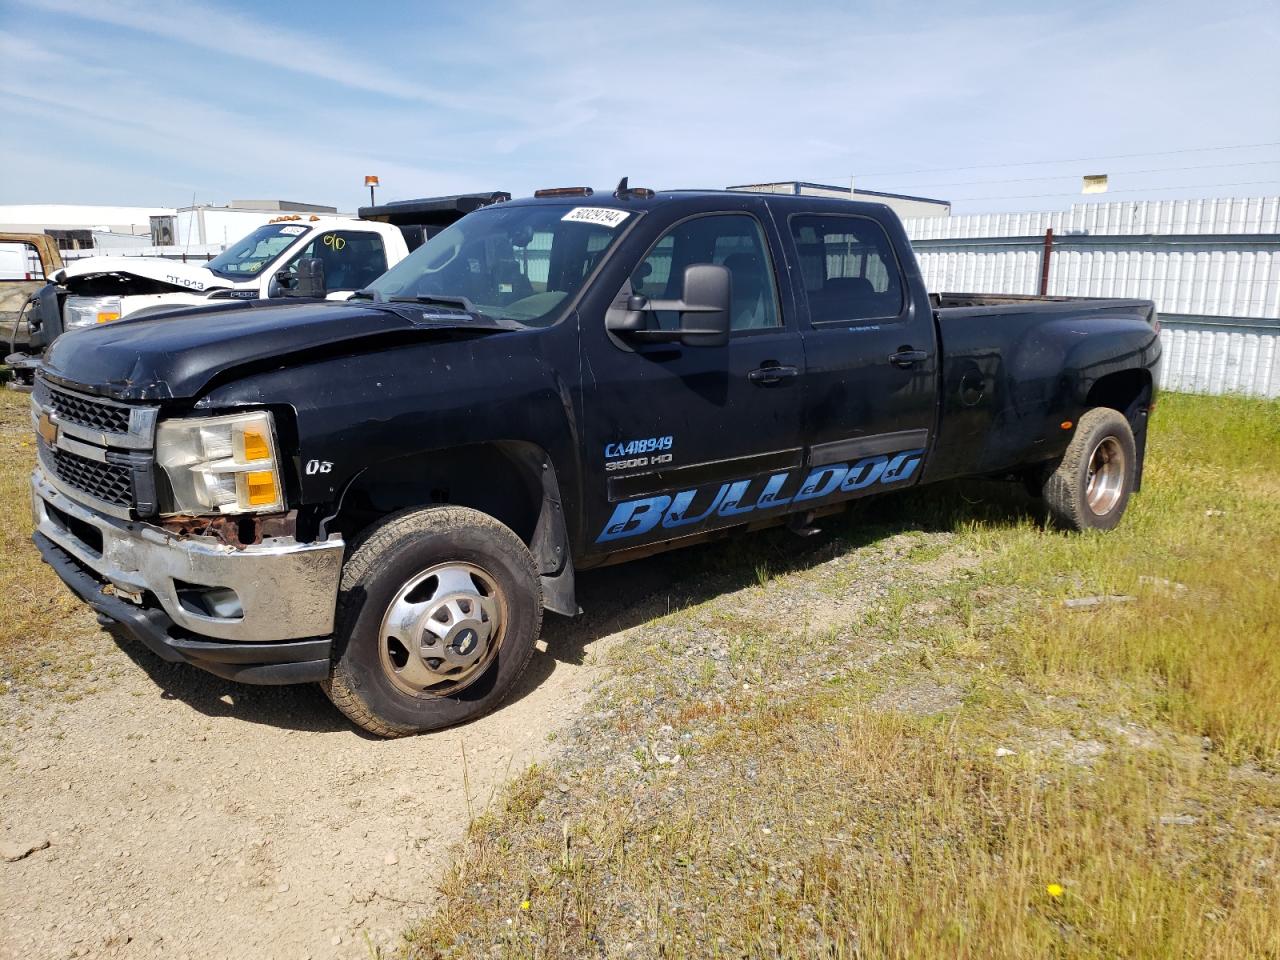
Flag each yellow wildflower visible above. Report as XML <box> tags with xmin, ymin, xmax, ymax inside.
<box><xmin>520</xmin><ymin>900</ymin><xmax>531</xmax><ymax>911</ymax></box>
<box><xmin>1046</xmin><ymin>883</ymin><xmax>1064</xmax><ymax>899</ymax></box>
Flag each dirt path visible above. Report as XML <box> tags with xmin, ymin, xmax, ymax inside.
<box><xmin>0</xmin><ymin>561</ymin><xmax>678</xmax><ymax>960</ymax></box>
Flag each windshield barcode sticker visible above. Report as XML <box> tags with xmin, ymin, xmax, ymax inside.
<box><xmin>279</xmin><ymin>225</ymin><xmax>307</xmax><ymax>235</ymax></box>
<box><xmin>562</xmin><ymin>207</ymin><xmax>631</xmax><ymax>228</ymax></box>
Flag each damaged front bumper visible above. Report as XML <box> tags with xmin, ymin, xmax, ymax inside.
<box><xmin>31</xmin><ymin>468</ymin><xmax>345</xmax><ymax>685</ymax></box>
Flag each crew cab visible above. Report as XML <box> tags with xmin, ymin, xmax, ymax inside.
<box><xmin>29</xmin><ymin>184</ymin><xmax>1161</xmax><ymax>736</ymax></box>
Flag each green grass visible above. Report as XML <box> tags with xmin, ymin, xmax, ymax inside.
<box><xmin>983</xmin><ymin>393</ymin><xmax>1280</xmax><ymax>762</ymax></box>
<box><xmin>405</xmin><ymin>393</ymin><xmax>1280</xmax><ymax>959</ymax></box>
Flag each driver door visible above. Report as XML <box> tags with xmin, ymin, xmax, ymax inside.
<box><xmin>275</xmin><ymin>230</ymin><xmax>389</xmax><ymax>295</ymax></box>
<box><xmin>579</xmin><ymin>211</ymin><xmax>805</xmax><ymax>553</ymax></box>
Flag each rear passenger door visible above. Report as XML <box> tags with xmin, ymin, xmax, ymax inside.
<box><xmin>785</xmin><ymin>211</ymin><xmax>937</xmax><ymax>496</ymax></box>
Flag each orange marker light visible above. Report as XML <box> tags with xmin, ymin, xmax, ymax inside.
<box><xmin>1060</xmin><ymin>420</ymin><xmax>1073</xmax><ymax>430</ymax></box>
<box><xmin>243</xmin><ymin>471</ymin><xmax>278</xmax><ymax>507</ymax></box>
<box><xmin>239</xmin><ymin>426</ymin><xmax>271</xmax><ymax>462</ymax></box>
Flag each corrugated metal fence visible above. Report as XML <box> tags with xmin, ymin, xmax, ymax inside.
<box><xmin>904</xmin><ymin>197</ymin><xmax>1280</xmax><ymax>398</ymax></box>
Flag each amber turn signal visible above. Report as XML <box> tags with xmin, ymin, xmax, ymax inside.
<box><xmin>242</xmin><ymin>471</ymin><xmax>279</xmax><ymax>507</ymax></box>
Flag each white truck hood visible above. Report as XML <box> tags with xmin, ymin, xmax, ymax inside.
<box><xmin>59</xmin><ymin>256</ymin><xmax>235</xmax><ymax>294</ymax></box>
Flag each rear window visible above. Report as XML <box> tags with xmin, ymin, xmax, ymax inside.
<box><xmin>790</xmin><ymin>215</ymin><xmax>904</xmax><ymax>322</ymax></box>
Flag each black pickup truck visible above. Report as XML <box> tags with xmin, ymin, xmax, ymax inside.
<box><xmin>29</xmin><ymin>184</ymin><xmax>1161</xmax><ymax>736</ymax></box>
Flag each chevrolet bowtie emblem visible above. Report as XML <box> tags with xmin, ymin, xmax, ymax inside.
<box><xmin>37</xmin><ymin>411</ymin><xmax>59</xmax><ymax>445</ymax></box>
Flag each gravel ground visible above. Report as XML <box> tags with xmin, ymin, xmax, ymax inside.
<box><xmin>0</xmin><ymin>557</ymin><xmax>683</xmax><ymax>960</ymax></box>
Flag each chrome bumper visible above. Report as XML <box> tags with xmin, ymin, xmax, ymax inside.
<box><xmin>31</xmin><ymin>468</ymin><xmax>344</xmax><ymax>642</ymax></box>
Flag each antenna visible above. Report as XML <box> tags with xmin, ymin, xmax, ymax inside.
<box><xmin>183</xmin><ymin>190</ymin><xmax>196</xmax><ymax>256</ymax></box>
<box><xmin>611</xmin><ymin>177</ymin><xmax>654</xmax><ymax>200</ymax></box>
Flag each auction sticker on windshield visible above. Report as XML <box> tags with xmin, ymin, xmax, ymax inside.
<box><xmin>280</xmin><ymin>226</ymin><xmax>307</xmax><ymax>235</ymax></box>
<box><xmin>562</xmin><ymin>207</ymin><xmax>631</xmax><ymax>228</ymax></box>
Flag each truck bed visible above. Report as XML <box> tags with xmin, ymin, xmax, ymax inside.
<box><xmin>931</xmin><ymin>291</ymin><xmax>1157</xmax><ymax>316</ymax></box>
<box><xmin>923</xmin><ymin>291</ymin><xmax>1160</xmax><ymax>486</ymax></box>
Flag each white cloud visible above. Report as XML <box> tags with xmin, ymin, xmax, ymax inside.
<box><xmin>1</xmin><ymin>0</ymin><xmax>1277</xmax><ymax>211</ymax></box>
<box><xmin>10</xmin><ymin>0</ymin><xmax>503</xmax><ymax>113</ymax></box>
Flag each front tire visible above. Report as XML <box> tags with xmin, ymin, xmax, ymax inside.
<box><xmin>323</xmin><ymin>506</ymin><xmax>543</xmax><ymax>737</ymax></box>
<box><xmin>1042</xmin><ymin>407</ymin><xmax>1137</xmax><ymax>532</ymax></box>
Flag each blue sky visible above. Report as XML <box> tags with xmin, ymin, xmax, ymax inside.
<box><xmin>1</xmin><ymin>0</ymin><xmax>1277</xmax><ymax>213</ymax></box>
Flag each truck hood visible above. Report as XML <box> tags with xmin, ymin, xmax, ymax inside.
<box><xmin>59</xmin><ymin>256</ymin><xmax>229</xmax><ymax>294</ymax></box>
<box><xmin>41</xmin><ymin>300</ymin><xmax>515</xmax><ymax>401</ymax></box>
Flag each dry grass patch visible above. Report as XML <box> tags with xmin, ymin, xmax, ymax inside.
<box><xmin>0</xmin><ymin>389</ymin><xmax>111</xmax><ymax>708</ymax></box>
<box><xmin>0</xmin><ymin>390</ymin><xmax>99</xmax><ymax>686</ymax></box>
<box><xmin>406</xmin><ymin>393</ymin><xmax>1280</xmax><ymax>959</ymax></box>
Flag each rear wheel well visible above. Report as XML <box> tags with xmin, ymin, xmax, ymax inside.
<box><xmin>1082</xmin><ymin>368</ymin><xmax>1154</xmax><ymax>492</ymax></box>
<box><xmin>1086</xmin><ymin>369</ymin><xmax>1152</xmax><ymax>421</ymax></box>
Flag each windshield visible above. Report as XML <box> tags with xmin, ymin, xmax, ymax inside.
<box><xmin>207</xmin><ymin>223</ymin><xmax>311</xmax><ymax>279</ymax></box>
<box><xmin>364</xmin><ymin>203</ymin><xmax>631</xmax><ymax>327</ymax></box>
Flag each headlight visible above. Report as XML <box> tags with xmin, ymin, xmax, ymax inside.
<box><xmin>64</xmin><ymin>295</ymin><xmax>122</xmax><ymax>329</ymax></box>
<box><xmin>155</xmin><ymin>411</ymin><xmax>285</xmax><ymax>515</ymax></box>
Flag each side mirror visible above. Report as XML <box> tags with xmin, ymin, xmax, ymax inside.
<box><xmin>606</xmin><ymin>263</ymin><xmax>730</xmax><ymax>348</ymax></box>
<box><xmin>276</xmin><ymin>258</ymin><xmax>326</xmax><ymax>298</ymax></box>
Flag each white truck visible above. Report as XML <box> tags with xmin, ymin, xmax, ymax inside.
<box><xmin>5</xmin><ymin>193</ymin><xmax>509</xmax><ymax>387</ymax></box>
<box><xmin>56</xmin><ymin>216</ymin><xmax>410</xmax><ymax>327</ymax></box>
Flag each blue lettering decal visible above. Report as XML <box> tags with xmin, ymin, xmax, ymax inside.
<box><xmin>663</xmin><ymin>484</ymin><xmax>730</xmax><ymax>528</ymax></box>
<box><xmin>794</xmin><ymin>464</ymin><xmax>847</xmax><ymax>502</ymax></box>
<box><xmin>596</xmin><ymin>495</ymin><xmax>672</xmax><ymax>542</ymax></box>
<box><xmin>840</xmin><ymin>455</ymin><xmax>888</xmax><ymax>492</ymax></box>
<box><xmin>593</xmin><ymin>446</ymin><xmax>929</xmax><ymax>542</ymax></box>
<box><xmin>882</xmin><ymin>449</ymin><xmax>925</xmax><ymax>484</ymax></box>
<box><xmin>605</xmin><ymin>436</ymin><xmax>674</xmax><ymax>460</ymax></box>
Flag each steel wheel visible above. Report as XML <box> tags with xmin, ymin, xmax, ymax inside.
<box><xmin>378</xmin><ymin>562</ymin><xmax>506</xmax><ymax>697</ymax></box>
<box><xmin>1085</xmin><ymin>435</ymin><xmax>1126</xmax><ymax>516</ymax></box>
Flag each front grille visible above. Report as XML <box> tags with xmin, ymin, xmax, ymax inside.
<box><xmin>46</xmin><ymin>384</ymin><xmax>132</xmax><ymax>435</ymax></box>
<box><xmin>39</xmin><ymin>442</ymin><xmax>133</xmax><ymax>508</ymax></box>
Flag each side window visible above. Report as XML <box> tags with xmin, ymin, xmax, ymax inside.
<box><xmin>0</xmin><ymin>241</ymin><xmax>44</xmax><ymax>282</ymax></box>
<box><xmin>789</xmin><ymin>215</ymin><xmax>904</xmax><ymax>323</ymax></box>
<box><xmin>631</xmin><ymin>214</ymin><xmax>780</xmax><ymax>332</ymax></box>
<box><xmin>284</xmin><ymin>231</ymin><xmax>389</xmax><ymax>291</ymax></box>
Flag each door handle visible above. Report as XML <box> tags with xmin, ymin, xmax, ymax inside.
<box><xmin>889</xmin><ymin>349</ymin><xmax>929</xmax><ymax>369</ymax></box>
<box><xmin>748</xmin><ymin>363</ymin><xmax>800</xmax><ymax>385</ymax></box>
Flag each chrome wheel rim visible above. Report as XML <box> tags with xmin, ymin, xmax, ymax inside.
<box><xmin>378</xmin><ymin>562</ymin><xmax>506</xmax><ymax>697</ymax></box>
<box><xmin>1085</xmin><ymin>436</ymin><xmax>1126</xmax><ymax>516</ymax></box>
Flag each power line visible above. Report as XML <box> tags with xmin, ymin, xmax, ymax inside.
<box><xmin>876</xmin><ymin>158</ymin><xmax>1280</xmax><ymax>191</ymax></box>
<box><xmin>850</xmin><ymin>141</ymin><xmax>1280</xmax><ymax>180</ymax></box>
<box><xmin>950</xmin><ymin>179</ymin><xmax>1280</xmax><ymax>202</ymax></box>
